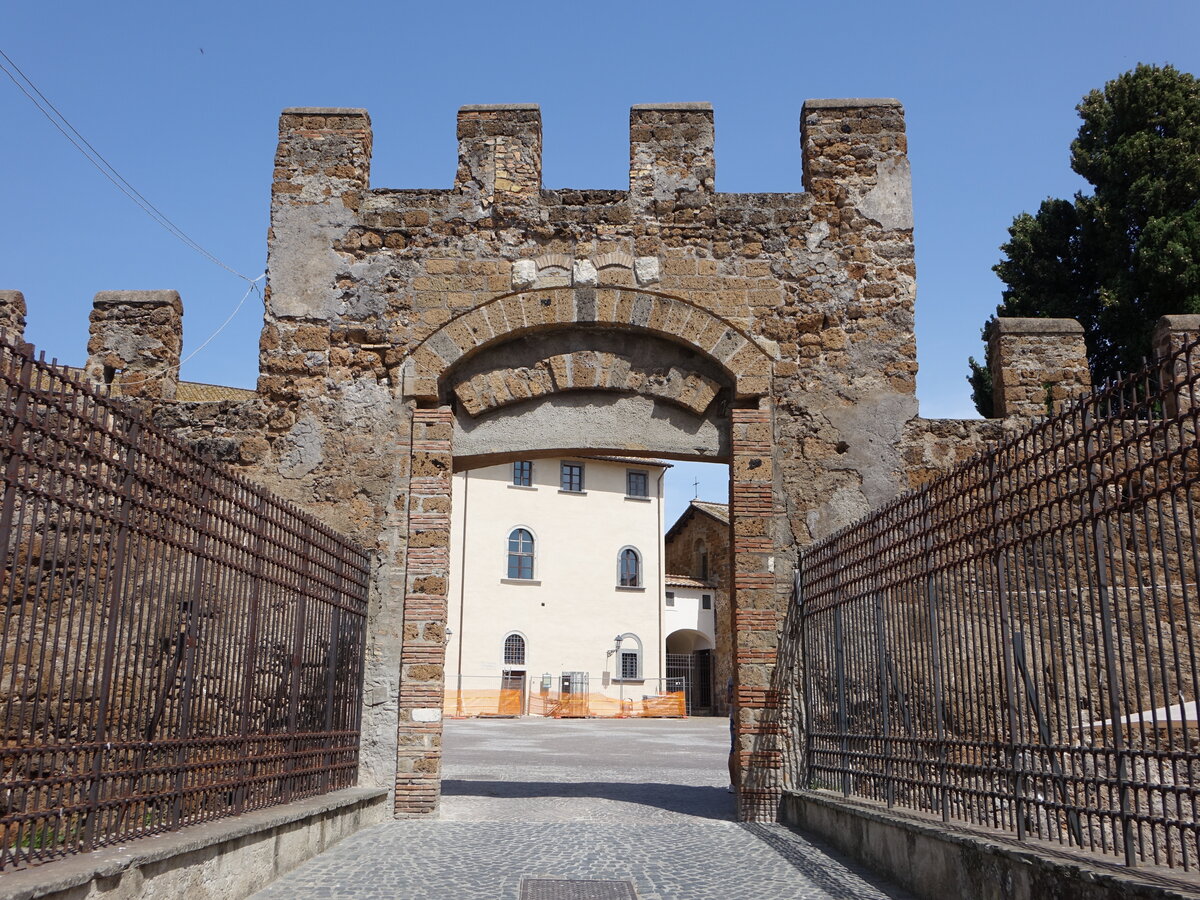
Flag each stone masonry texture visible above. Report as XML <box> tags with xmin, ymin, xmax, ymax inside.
<box><xmin>24</xmin><ymin>98</ymin><xmax>1142</xmax><ymax>825</ymax></box>
<box><xmin>84</xmin><ymin>290</ymin><xmax>184</xmax><ymax>400</ymax></box>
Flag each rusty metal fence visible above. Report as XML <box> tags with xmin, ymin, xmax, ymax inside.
<box><xmin>0</xmin><ymin>334</ymin><xmax>371</xmax><ymax>870</ymax></box>
<box><xmin>794</xmin><ymin>334</ymin><xmax>1200</xmax><ymax>870</ymax></box>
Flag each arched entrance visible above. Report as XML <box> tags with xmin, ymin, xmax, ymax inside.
<box><xmin>393</xmin><ymin>286</ymin><xmax>781</xmax><ymax>821</ymax></box>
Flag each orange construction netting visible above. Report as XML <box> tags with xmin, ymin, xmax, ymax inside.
<box><xmin>443</xmin><ymin>690</ymin><xmax>686</xmax><ymax>718</ymax></box>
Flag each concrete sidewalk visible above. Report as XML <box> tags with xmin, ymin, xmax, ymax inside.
<box><xmin>252</xmin><ymin>718</ymin><xmax>914</xmax><ymax>899</ymax></box>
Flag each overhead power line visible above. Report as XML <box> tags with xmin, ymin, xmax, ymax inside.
<box><xmin>0</xmin><ymin>48</ymin><xmax>265</xmax><ymax>371</ymax></box>
<box><xmin>0</xmin><ymin>49</ymin><xmax>259</xmax><ymax>283</ymax></box>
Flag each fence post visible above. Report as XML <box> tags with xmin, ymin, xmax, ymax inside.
<box><xmin>1084</xmin><ymin>403</ymin><xmax>1136</xmax><ymax>867</ymax></box>
<box><xmin>82</xmin><ymin>416</ymin><xmax>141</xmax><ymax>852</ymax></box>
<box><xmin>990</xmin><ymin>453</ymin><xmax>1027</xmax><ymax>841</ymax></box>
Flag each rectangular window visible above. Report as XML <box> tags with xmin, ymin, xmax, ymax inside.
<box><xmin>626</xmin><ymin>470</ymin><xmax>648</xmax><ymax>498</ymax></box>
<box><xmin>620</xmin><ymin>651</ymin><xmax>639</xmax><ymax>680</ymax></box>
<box><xmin>665</xmin><ymin>591</ymin><xmax>675</xmax><ymax>608</ymax></box>
<box><xmin>702</xmin><ymin>593</ymin><xmax>712</xmax><ymax>610</ymax></box>
<box><xmin>561</xmin><ymin>462</ymin><xmax>584</xmax><ymax>492</ymax></box>
<box><xmin>512</xmin><ymin>460</ymin><xmax>532</xmax><ymax>486</ymax></box>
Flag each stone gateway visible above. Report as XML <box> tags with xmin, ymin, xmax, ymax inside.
<box><xmin>18</xmin><ymin>99</ymin><xmax>1091</xmax><ymax>823</ymax></box>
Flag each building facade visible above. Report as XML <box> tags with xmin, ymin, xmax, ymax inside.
<box><xmin>665</xmin><ymin>500</ymin><xmax>731</xmax><ymax>715</ymax></box>
<box><xmin>446</xmin><ymin>456</ymin><xmax>669</xmax><ymax>716</ymax></box>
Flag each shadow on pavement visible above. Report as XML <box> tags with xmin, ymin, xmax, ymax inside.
<box><xmin>742</xmin><ymin>823</ymin><xmax>915</xmax><ymax>899</ymax></box>
<box><xmin>440</xmin><ymin>779</ymin><xmax>736</xmax><ymax>821</ymax></box>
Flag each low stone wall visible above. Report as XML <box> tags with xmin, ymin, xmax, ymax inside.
<box><xmin>0</xmin><ymin>787</ymin><xmax>387</xmax><ymax>900</ymax></box>
<box><xmin>780</xmin><ymin>791</ymin><xmax>1200</xmax><ymax>900</ymax></box>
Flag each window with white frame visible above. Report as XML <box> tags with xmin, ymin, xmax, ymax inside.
<box><xmin>507</xmin><ymin>528</ymin><xmax>535</xmax><ymax>579</ymax></box>
<box><xmin>512</xmin><ymin>460</ymin><xmax>533</xmax><ymax>486</ymax></box>
<box><xmin>503</xmin><ymin>633</ymin><xmax>526</xmax><ymax>666</ymax></box>
<box><xmin>626</xmin><ymin>469</ymin><xmax>648</xmax><ymax>498</ymax></box>
<box><xmin>618</xmin><ymin>547</ymin><xmax>642</xmax><ymax>587</ymax></box>
<box><xmin>561</xmin><ymin>462</ymin><xmax>584</xmax><ymax>492</ymax></box>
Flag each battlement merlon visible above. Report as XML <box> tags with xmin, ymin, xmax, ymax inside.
<box><xmin>271</xmin><ymin>100</ymin><xmax>909</xmax><ymax>219</ymax></box>
<box><xmin>0</xmin><ymin>291</ymin><xmax>27</xmax><ymax>340</ymax></box>
<box><xmin>800</xmin><ymin>98</ymin><xmax>912</xmax><ymax>231</ymax></box>
<box><xmin>274</xmin><ymin>108</ymin><xmax>373</xmax><ymax>204</ymax></box>
<box><xmin>84</xmin><ymin>290</ymin><xmax>183</xmax><ymax>401</ymax></box>
<box><xmin>987</xmin><ymin>317</ymin><xmax>1091</xmax><ymax>420</ymax></box>
<box><xmin>629</xmin><ymin>103</ymin><xmax>714</xmax><ymax>218</ymax></box>
<box><xmin>456</xmin><ymin>104</ymin><xmax>542</xmax><ymax>211</ymax></box>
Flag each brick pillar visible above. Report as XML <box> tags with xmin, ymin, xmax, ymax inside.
<box><xmin>0</xmin><ymin>291</ymin><xmax>27</xmax><ymax>341</ymax></box>
<box><xmin>730</xmin><ymin>405</ymin><xmax>783</xmax><ymax>822</ymax></box>
<box><xmin>394</xmin><ymin>407</ymin><xmax>453</xmax><ymax>815</ymax></box>
<box><xmin>1153</xmin><ymin>314</ymin><xmax>1200</xmax><ymax>417</ymax></box>
<box><xmin>629</xmin><ymin>103</ymin><xmax>714</xmax><ymax>219</ymax></box>
<box><xmin>84</xmin><ymin>290</ymin><xmax>182</xmax><ymax>400</ymax></box>
<box><xmin>987</xmin><ymin>317</ymin><xmax>1091</xmax><ymax>419</ymax></box>
<box><xmin>455</xmin><ymin>104</ymin><xmax>542</xmax><ymax>218</ymax></box>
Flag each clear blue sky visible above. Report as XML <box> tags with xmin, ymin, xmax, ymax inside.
<box><xmin>4</xmin><ymin>0</ymin><xmax>1197</xmax><ymax>526</ymax></box>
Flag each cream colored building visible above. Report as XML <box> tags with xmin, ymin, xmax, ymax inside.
<box><xmin>446</xmin><ymin>455</ymin><xmax>669</xmax><ymax>715</ymax></box>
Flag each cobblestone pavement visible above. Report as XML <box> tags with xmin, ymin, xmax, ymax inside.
<box><xmin>253</xmin><ymin>718</ymin><xmax>914</xmax><ymax>899</ymax></box>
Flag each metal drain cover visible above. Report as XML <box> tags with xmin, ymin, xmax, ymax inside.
<box><xmin>519</xmin><ymin>878</ymin><xmax>637</xmax><ymax>900</ymax></box>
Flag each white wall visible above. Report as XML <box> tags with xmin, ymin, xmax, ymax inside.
<box><xmin>664</xmin><ymin>586</ymin><xmax>716</xmax><ymax>652</ymax></box>
<box><xmin>446</xmin><ymin>456</ymin><xmax>666</xmax><ymax>706</ymax></box>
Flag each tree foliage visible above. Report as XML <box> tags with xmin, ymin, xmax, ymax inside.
<box><xmin>971</xmin><ymin>64</ymin><xmax>1200</xmax><ymax>413</ymax></box>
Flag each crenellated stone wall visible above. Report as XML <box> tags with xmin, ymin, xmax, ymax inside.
<box><xmin>14</xmin><ymin>98</ymin><xmax>1135</xmax><ymax>825</ymax></box>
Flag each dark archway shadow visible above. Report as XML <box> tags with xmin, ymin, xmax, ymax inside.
<box><xmin>440</xmin><ymin>779</ymin><xmax>736</xmax><ymax>821</ymax></box>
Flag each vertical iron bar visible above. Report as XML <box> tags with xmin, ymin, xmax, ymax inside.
<box><xmin>283</xmin><ymin>521</ymin><xmax>314</xmax><ymax>803</ymax></box>
<box><xmin>171</xmin><ymin>474</ymin><xmax>212</xmax><ymax>829</ymax></box>
<box><xmin>991</xmin><ymin>453</ymin><xmax>1027</xmax><ymax>841</ymax></box>
<box><xmin>923</xmin><ymin>499</ymin><xmax>949</xmax><ymax>823</ymax></box>
<box><xmin>81</xmin><ymin>417</ymin><xmax>142</xmax><ymax>852</ymax></box>
<box><xmin>833</xmin><ymin>603</ymin><xmax>849</xmax><ymax>796</ymax></box>
<box><xmin>1085</xmin><ymin>404</ymin><xmax>1137</xmax><ymax>867</ymax></box>
<box><xmin>874</xmin><ymin>588</ymin><xmax>893</xmax><ymax>808</ymax></box>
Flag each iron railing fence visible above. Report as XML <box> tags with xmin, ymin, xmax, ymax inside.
<box><xmin>794</xmin><ymin>333</ymin><xmax>1200</xmax><ymax>870</ymax></box>
<box><xmin>0</xmin><ymin>333</ymin><xmax>371</xmax><ymax>870</ymax></box>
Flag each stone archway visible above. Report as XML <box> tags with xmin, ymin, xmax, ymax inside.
<box><xmin>254</xmin><ymin>99</ymin><xmax>920</xmax><ymax>827</ymax></box>
<box><xmin>393</xmin><ymin>289</ymin><xmax>783</xmax><ymax>821</ymax></box>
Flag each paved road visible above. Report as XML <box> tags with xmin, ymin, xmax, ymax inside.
<box><xmin>253</xmin><ymin>717</ymin><xmax>913</xmax><ymax>899</ymax></box>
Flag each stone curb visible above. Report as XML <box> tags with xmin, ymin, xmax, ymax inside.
<box><xmin>0</xmin><ymin>787</ymin><xmax>387</xmax><ymax>900</ymax></box>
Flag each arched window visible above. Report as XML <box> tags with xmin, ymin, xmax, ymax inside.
<box><xmin>616</xmin><ymin>633</ymin><xmax>643</xmax><ymax>681</ymax></box>
<box><xmin>503</xmin><ymin>633</ymin><xmax>526</xmax><ymax>666</ymax></box>
<box><xmin>507</xmin><ymin>528</ymin><xmax>534</xmax><ymax>579</ymax></box>
<box><xmin>618</xmin><ymin>547</ymin><xmax>641</xmax><ymax>587</ymax></box>
<box><xmin>695</xmin><ymin>540</ymin><xmax>709</xmax><ymax>581</ymax></box>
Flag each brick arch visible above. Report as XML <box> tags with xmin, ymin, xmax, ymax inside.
<box><xmin>404</xmin><ymin>286</ymin><xmax>776</xmax><ymax>402</ymax></box>
<box><xmin>452</xmin><ymin>350</ymin><xmax>723</xmax><ymax>418</ymax></box>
